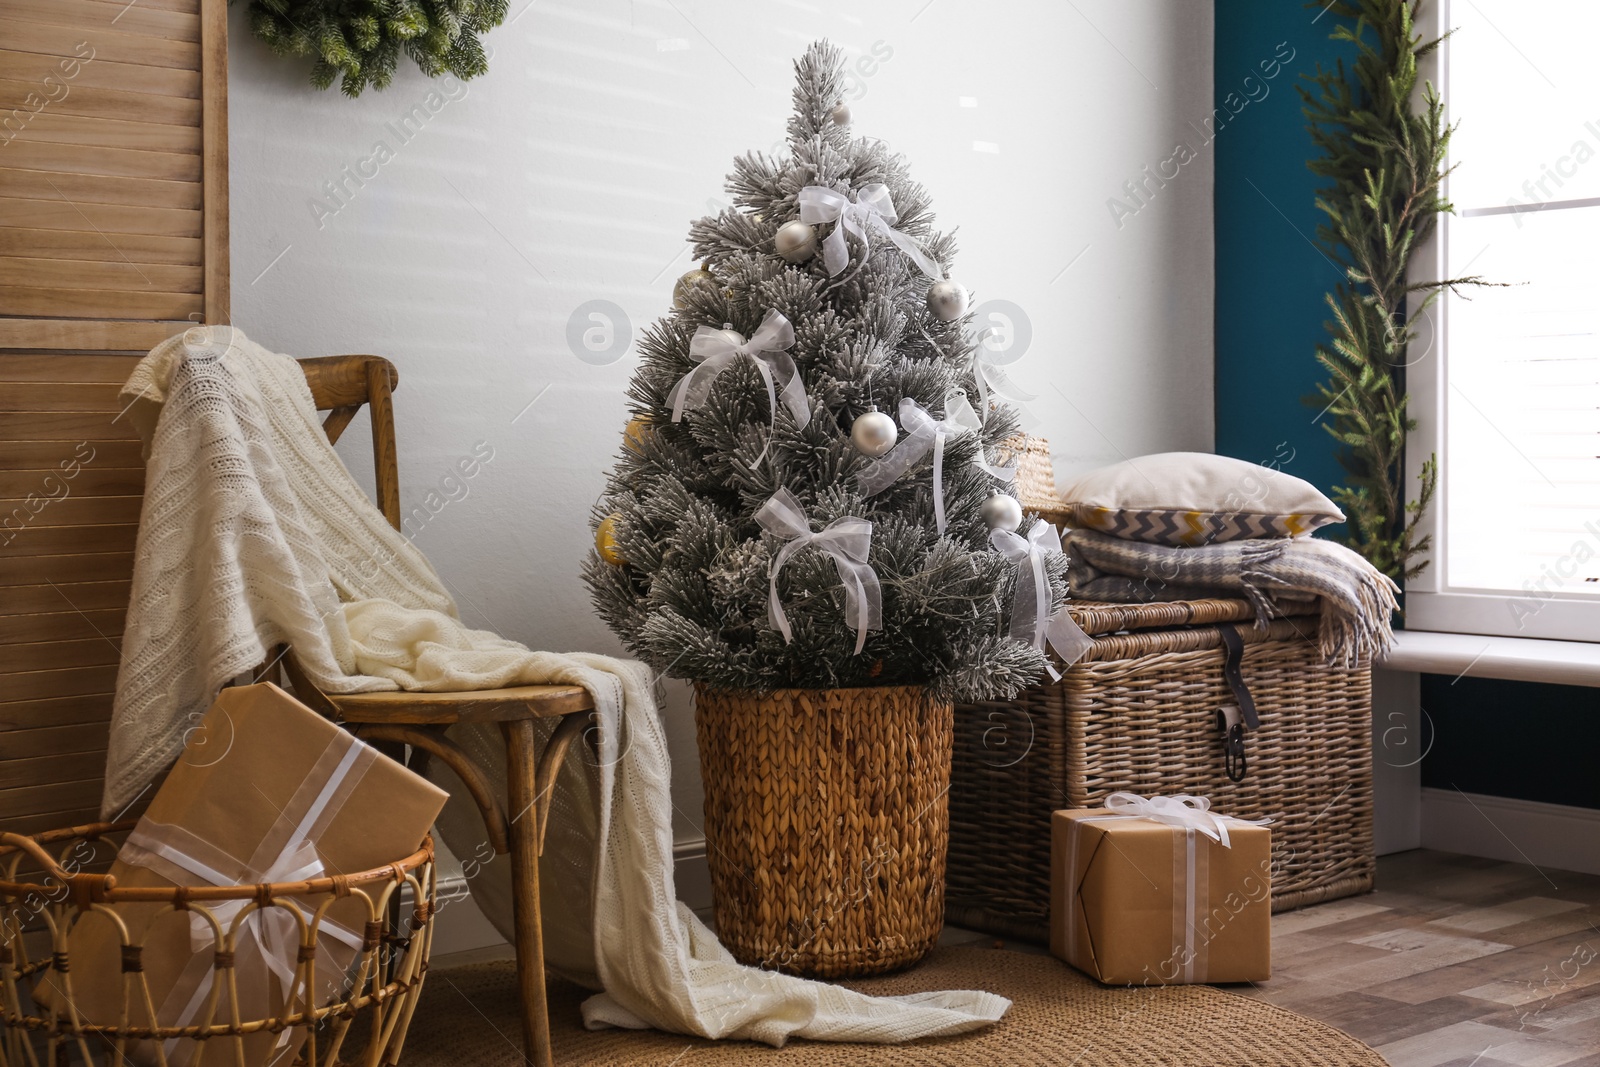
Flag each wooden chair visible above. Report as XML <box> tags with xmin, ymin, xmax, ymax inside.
<box><xmin>278</xmin><ymin>354</ymin><xmax>590</xmax><ymax>1067</ymax></box>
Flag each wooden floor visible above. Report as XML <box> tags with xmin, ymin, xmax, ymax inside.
<box><xmin>1236</xmin><ymin>849</ymin><xmax>1600</xmax><ymax>1066</ymax></box>
<box><xmin>441</xmin><ymin>848</ymin><xmax>1600</xmax><ymax>1065</ymax></box>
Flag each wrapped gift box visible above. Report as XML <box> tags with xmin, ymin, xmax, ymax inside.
<box><xmin>1049</xmin><ymin>803</ymin><xmax>1272</xmax><ymax>985</ymax></box>
<box><xmin>38</xmin><ymin>682</ymin><xmax>448</xmax><ymax>1067</ymax></box>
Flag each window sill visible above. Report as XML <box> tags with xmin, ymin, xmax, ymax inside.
<box><xmin>1378</xmin><ymin>630</ymin><xmax>1600</xmax><ymax>688</ymax></box>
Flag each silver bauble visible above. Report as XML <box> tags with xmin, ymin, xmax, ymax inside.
<box><xmin>830</xmin><ymin>101</ymin><xmax>852</xmax><ymax>126</ymax></box>
<box><xmin>981</xmin><ymin>492</ymin><xmax>1023</xmax><ymax>531</ymax></box>
<box><xmin>774</xmin><ymin>220</ymin><xmax>819</xmax><ymax>264</ymax></box>
<box><xmin>850</xmin><ymin>405</ymin><xmax>898</xmax><ymax>457</ymax></box>
<box><xmin>672</xmin><ymin>264</ymin><xmax>718</xmax><ymax>310</ymax></box>
<box><xmin>714</xmin><ymin>323</ymin><xmax>745</xmax><ymax>347</ymax></box>
<box><xmin>926</xmin><ymin>279</ymin><xmax>970</xmax><ymax>321</ymax></box>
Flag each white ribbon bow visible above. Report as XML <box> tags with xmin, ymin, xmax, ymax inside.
<box><xmin>969</xmin><ymin>347</ymin><xmax>1039</xmax><ymax>412</ymax></box>
<box><xmin>126</xmin><ymin>831</ymin><xmax>357</xmax><ymax>997</ymax></box>
<box><xmin>856</xmin><ymin>396</ymin><xmax>1012</xmax><ymax>535</ymax></box>
<box><xmin>1102</xmin><ymin>791</ymin><xmax>1272</xmax><ymax>849</ymax></box>
<box><xmin>944</xmin><ymin>389</ymin><xmax>1018</xmax><ymax>483</ymax></box>
<box><xmin>756</xmin><ymin>487</ymin><xmax>882</xmax><ymax>655</ymax></box>
<box><xmin>798</xmin><ymin>184</ymin><xmax>943</xmax><ymax>280</ymax></box>
<box><xmin>990</xmin><ymin>520</ymin><xmax>1094</xmax><ymax>679</ymax></box>
<box><xmin>667</xmin><ymin>309</ymin><xmax>810</xmax><ymax>465</ymax></box>
<box><xmin>855</xmin><ymin>398</ymin><xmax>963</xmax><ymax>534</ymax></box>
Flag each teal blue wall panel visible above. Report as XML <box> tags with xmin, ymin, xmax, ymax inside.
<box><xmin>1419</xmin><ymin>675</ymin><xmax>1600</xmax><ymax>810</ymax></box>
<box><xmin>1214</xmin><ymin>0</ymin><xmax>1348</xmax><ymax>494</ymax></box>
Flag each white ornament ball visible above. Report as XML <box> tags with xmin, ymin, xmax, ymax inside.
<box><xmin>981</xmin><ymin>493</ymin><xmax>1023</xmax><ymax>532</ymax></box>
<box><xmin>830</xmin><ymin>101</ymin><xmax>852</xmax><ymax>126</ymax></box>
<box><xmin>714</xmin><ymin>323</ymin><xmax>745</xmax><ymax>347</ymax></box>
<box><xmin>926</xmin><ymin>279</ymin><xmax>970</xmax><ymax>322</ymax></box>
<box><xmin>850</xmin><ymin>405</ymin><xmax>898</xmax><ymax>458</ymax></box>
<box><xmin>774</xmin><ymin>220</ymin><xmax>819</xmax><ymax>264</ymax></box>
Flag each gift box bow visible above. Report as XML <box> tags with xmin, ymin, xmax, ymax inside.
<box><xmin>1102</xmin><ymin>791</ymin><xmax>1271</xmax><ymax>849</ymax></box>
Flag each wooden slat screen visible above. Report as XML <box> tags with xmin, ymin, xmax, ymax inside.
<box><xmin>0</xmin><ymin>0</ymin><xmax>226</xmax><ymax>834</ymax></box>
<box><xmin>0</xmin><ymin>0</ymin><xmax>226</xmax><ymax>350</ymax></box>
<box><xmin>0</xmin><ymin>351</ymin><xmax>141</xmax><ymax>831</ymax></box>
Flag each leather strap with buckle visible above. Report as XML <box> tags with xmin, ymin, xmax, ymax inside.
<box><xmin>1215</xmin><ymin>623</ymin><xmax>1259</xmax><ymax>782</ymax></box>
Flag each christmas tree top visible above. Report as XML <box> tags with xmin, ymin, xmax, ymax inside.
<box><xmin>585</xmin><ymin>40</ymin><xmax>1070</xmax><ymax>701</ymax></box>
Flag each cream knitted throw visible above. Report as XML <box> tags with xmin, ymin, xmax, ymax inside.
<box><xmin>105</xmin><ymin>326</ymin><xmax>1009</xmax><ymax>1047</ymax></box>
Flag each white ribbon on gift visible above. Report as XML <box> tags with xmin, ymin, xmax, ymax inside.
<box><xmin>990</xmin><ymin>521</ymin><xmax>1094</xmax><ymax>679</ymax></box>
<box><xmin>120</xmin><ymin>732</ymin><xmax>375</xmax><ymax>1059</ymax></box>
<box><xmin>1102</xmin><ymin>791</ymin><xmax>1271</xmax><ymax>850</ymax></box>
<box><xmin>756</xmin><ymin>487</ymin><xmax>882</xmax><ymax>655</ymax></box>
<box><xmin>124</xmin><ymin>832</ymin><xmax>342</xmax><ymax>997</ymax></box>
<box><xmin>666</xmin><ymin>309</ymin><xmax>810</xmax><ymax>466</ymax></box>
<box><xmin>798</xmin><ymin>184</ymin><xmax>943</xmax><ymax>280</ymax></box>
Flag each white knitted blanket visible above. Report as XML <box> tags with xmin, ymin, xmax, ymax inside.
<box><xmin>105</xmin><ymin>326</ymin><xmax>1009</xmax><ymax>1046</ymax></box>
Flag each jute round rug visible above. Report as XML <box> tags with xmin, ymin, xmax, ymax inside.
<box><xmin>400</xmin><ymin>947</ymin><xmax>1385</xmax><ymax>1066</ymax></box>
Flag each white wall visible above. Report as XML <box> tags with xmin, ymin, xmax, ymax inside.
<box><xmin>227</xmin><ymin>0</ymin><xmax>1215</xmax><ymax>849</ymax></box>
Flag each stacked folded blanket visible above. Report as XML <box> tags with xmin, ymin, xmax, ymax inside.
<box><xmin>1056</xmin><ymin>452</ymin><xmax>1399</xmax><ymax>666</ymax></box>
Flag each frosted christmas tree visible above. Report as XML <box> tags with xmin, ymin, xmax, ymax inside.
<box><xmin>585</xmin><ymin>41</ymin><xmax>1072</xmax><ymax>701</ymax></box>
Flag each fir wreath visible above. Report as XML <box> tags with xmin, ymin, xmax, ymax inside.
<box><xmin>240</xmin><ymin>0</ymin><xmax>508</xmax><ymax>97</ymax></box>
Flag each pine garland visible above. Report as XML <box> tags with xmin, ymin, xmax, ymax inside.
<box><xmin>240</xmin><ymin>0</ymin><xmax>507</xmax><ymax>97</ymax></box>
<box><xmin>1299</xmin><ymin>0</ymin><xmax>1483</xmax><ymax>581</ymax></box>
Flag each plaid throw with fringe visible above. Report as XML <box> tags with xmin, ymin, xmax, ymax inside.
<box><xmin>1066</xmin><ymin>528</ymin><xmax>1399</xmax><ymax>666</ymax></box>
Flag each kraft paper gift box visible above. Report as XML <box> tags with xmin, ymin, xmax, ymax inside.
<box><xmin>1048</xmin><ymin>797</ymin><xmax>1272</xmax><ymax>985</ymax></box>
<box><xmin>38</xmin><ymin>682</ymin><xmax>448</xmax><ymax>1067</ymax></box>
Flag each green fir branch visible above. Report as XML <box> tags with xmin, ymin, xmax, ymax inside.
<box><xmin>1298</xmin><ymin>0</ymin><xmax>1490</xmax><ymax>582</ymax></box>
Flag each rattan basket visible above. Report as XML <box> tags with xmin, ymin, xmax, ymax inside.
<box><xmin>694</xmin><ymin>684</ymin><xmax>951</xmax><ymax>979</ymax></box>
<box><xmin>997</xmin><ymin>435</ymin><xmax>1070</xmax><ymax>529</ymax></box>
<box><xmin>948</xmin><ymin>598</ymin><xmax>1375</xmax><ymax>942</ymax></box>
<box><xmin>0</xmin><ymin>821</ymin><xmax>436</xmax><ymax>1067</ymax></box>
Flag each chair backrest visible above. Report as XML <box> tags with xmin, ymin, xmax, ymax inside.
<box><xmin>297</xmin><ymin>355</ymin><xmax>403</xmax><ymax>531</ymax></box>
<box><xmin>279</xmin><ymin>354</ymin><xmax>402</xmax><ymax>718</ymax></box>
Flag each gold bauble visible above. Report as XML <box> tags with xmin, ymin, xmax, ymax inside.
<box><xmin>672</xmin><ymin>262</ymin><xmax>719</xmax><ymax>310</ymax></box>
<box><xmin>622</xmin><ymin>415</ymin><xmax>652</xmax><ymax>453</ymax></box>
<box><xmin>596</xmin><ymin>514</ymin><xmax>625</xmax><ymax>565</ymax></box>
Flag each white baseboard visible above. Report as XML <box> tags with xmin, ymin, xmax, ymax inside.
<box><xmin>428</xmin><ymin>835</ymin><xmax>714</xmax><ymax>957</ymax></box>
<box><xmin>1421</xmin><ymin>787</ymin><xmax>1600</xmax><ymax>876</ymax></box>
<box><xmin>1371</xmin><ymin>668</ymin><xmax>1423</xmax><ymax>855</ymax></box>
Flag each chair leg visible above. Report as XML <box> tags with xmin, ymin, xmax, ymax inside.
<box><xmin>501</xmin><ymin>719</ymin><xmax>555</xmax><ymax>1067</ymax></box>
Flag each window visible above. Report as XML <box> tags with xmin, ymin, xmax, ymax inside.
<box><xmin>1407</xmin><ymin>0</ymin><xmax>1600</xmax><ymax>641</ymax></box>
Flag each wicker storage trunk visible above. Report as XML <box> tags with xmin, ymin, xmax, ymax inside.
<box><xmin>948</xmin><ymin>597</ymin><xmax>1374</xmax><ymax>942</ymax></box>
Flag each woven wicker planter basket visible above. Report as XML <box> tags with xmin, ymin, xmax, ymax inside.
<box><xmin>948</xmin><ymin>598</ymin><xmax>1375</xmax><ymax>942</ymax></box>
<box><xmin>694</xmin><ymin>684</ymin><xmax>952</xmax><ymax>978</ymax></box>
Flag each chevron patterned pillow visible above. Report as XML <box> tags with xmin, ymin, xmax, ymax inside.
<box><xmin>1059</xmin><ymin>452</ymin><xmax>1344</xmax><ymax>547</ymax></box>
